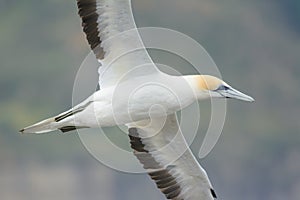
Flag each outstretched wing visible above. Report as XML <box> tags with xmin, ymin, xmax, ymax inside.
<box><xmin>127</xmin><ymin>114</ymin><xmax>217</xmax><ymax>200</ymax></box>
<box><xmin>76</xmin><ymin>0</ymin><xmax>159</xmax><ymax>88</ymax></box>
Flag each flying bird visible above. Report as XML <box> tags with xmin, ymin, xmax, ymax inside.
<box><xmin>20</xmin><ymin>0</ymin><xmax>254</xmax><ymax>199</ymax></box>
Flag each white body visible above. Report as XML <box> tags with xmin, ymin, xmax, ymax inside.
<box><xmin>60</xmin><ymin>73</ymin><xmax>196</xmax><ymax>128</ymax></box>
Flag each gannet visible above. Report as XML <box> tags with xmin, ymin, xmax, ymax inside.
<box><xmin>20</xmin><ymin>0</ymin><xmax>254</xmax><ymax>199</ymax></box>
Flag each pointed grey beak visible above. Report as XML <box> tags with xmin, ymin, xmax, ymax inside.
<box><xmin>219</xmin><ymin>87</ymin><xmax>255</xmax><ymax>102</ymax></box>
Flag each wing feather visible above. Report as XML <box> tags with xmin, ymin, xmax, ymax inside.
<box><xmin>127</xmin><ymin>114</ymin><xmax>217</xmax><ymax>200</ymax></box>
<box><xmin>77</xmin><ymin>0</ymin><xmax>104</xmax><ymax>59</ymax></box>
<box><xmin>76</xmin><ymin>0</ymin><xmax>159</xmax><ymax>88</ymax></box>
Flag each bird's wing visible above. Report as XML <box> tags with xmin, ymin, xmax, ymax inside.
<box><xmin>127</xmin><ymin>114</ymin><xmax>217</xmax><ymax>200</ymax></box>
<box><xmin>76</xmin><ymin>0</ymin><xmax>159</xmax><ymax>88</ymax></box>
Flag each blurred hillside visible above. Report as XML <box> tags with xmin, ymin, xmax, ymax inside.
<box><xmin>0</xmin><ymin>0</ymin><xmax>299</xmax><ymax>200</ymax></box>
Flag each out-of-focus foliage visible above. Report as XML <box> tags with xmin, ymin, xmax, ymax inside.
<box><xmin>0</xmin><ymin>0</ymin><xmax>299</xmax><ymax>200</ymax></box>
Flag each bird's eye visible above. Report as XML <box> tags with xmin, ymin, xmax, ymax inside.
<box><xmin>217</xmin><ymin>85</ymin><xmax>230</xmax><ymax>91</ymax></box>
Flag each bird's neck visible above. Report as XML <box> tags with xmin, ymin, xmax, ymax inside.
<box><xmin>182</xmin><ymin>75</ymin><xmax>210</xmax><ymax>100</ymax></box>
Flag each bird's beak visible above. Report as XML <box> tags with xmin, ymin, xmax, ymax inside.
<box><xmin>219</xmin><ymin>87</ymin><xmax>255</xmax><ymax>102</ymax></box>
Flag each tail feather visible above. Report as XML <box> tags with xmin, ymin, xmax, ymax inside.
<box><xmin>20</xmin><ymin>117</ymin><xmax>58</xmax><ymax>134</ymax></box>
<box><xmin>20</xmin><ymin>101</ymin><xmax>93</xmax><ymax>134</ymax></box>
<box><xmin>20</xmin><ymin>115</ymin><xmax>90</xmax><ymax>134</ymax></box>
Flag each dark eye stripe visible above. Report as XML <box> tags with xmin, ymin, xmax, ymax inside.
<box><xmin>217</xmin><ymin>85</ymin><xmax>230</xmax><ymax>91</ymax></box>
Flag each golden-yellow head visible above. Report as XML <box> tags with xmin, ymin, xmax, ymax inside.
<box><xmin>186</xmin><ymin>75</ymin><xmax>254</xmax><ymax>102</ymax></box>
<box><xmin>196</xmin><ymin>75</ymin><xmax>224</xmax><ymax>91</ymax></box>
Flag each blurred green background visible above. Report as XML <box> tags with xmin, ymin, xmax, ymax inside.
<box><xmin>1</xmin><ymin>0</ymin><xmax>300</xmax><ymax>199</ymax></box>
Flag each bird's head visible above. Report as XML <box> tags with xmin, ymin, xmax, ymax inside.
<box><xmin>185</xmin><ymin>75</ymin><xmax>254</xmax><ymax>102</ymax></box>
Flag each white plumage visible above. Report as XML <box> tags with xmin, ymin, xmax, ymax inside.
<box><xmin>21</xmin><ymin>0</ymin><xmax>254</xmax><ymax>199</ymax></box>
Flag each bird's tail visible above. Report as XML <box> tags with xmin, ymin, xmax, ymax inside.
<box><xmin>20</xmin><ymin>117</ymin><xmax>60</xmax><ymax>134</ymax></box>
<box><xmin>20</xmin><ymin>101</ymin><xmax>92</xmax><ymax>134</ymax></box>
<box><xmin>20</xmin><ymin>111</ymin><xmax>89</xmax><ymax>134</ymax></box>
